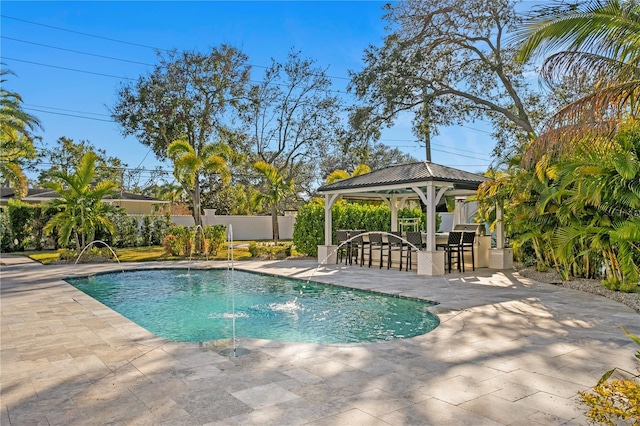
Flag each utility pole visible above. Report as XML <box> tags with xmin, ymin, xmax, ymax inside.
<box><xmin>424</xmin><ymin>126</ymin><xmax>432</xmax><ymax>162</ymax></box>
<box><xmin>421</xmin><ymin>91</ymin><xmax>432</xmax><ymax>162</ymax></box>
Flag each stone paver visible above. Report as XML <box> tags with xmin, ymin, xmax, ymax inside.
<box><xmin>1</xmin><ymin>255</ymin><xmax>639</xmax><ymax>425</ymax></box>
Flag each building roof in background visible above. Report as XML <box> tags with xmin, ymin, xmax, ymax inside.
<box><xmin>0</xmin><ymin>187</ymin><xmax>167</xmax><ymax>203</ymax></box>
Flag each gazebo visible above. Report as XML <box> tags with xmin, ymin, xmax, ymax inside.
<box><xmin>316</xmin><ymin>161</ymin><xmax>512</xmax><ymax>276</ymax></box>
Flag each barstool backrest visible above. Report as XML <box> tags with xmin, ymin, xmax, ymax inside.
<box><xmin>461</xmin><ymin>231</ymin><xmax>475</xmax><ymax>245</ymax></box>
<box><xmin>406</xmin><ymin>231</ymin><xmax>423</xmax><ymax>247</ymax></box>
<box><xmin>369</xmin><ymin>233</ymin><xmax>383</xmax><ymax>244</ymax></box>
<box><xmin>387</xmin><ymin>233</ymin><xmax>402</xmax><ymax>245</ymax></box>
<box><xmin>447</xmin><ymin>231</ymin><xmax>463</xmax><ymax>246</ymax></box>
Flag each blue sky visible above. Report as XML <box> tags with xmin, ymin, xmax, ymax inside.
<box><xmin>2</xmin><ymin>1</ymin><xmax>497</xmax><ymax>184</ymax></box>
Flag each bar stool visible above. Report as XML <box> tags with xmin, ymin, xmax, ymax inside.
<box><xmin>386</xmin><ymin>231</ymin><xmax>405</xmax><ymax>270</ymax></box>
<box><xmin>405</xmin><ymin>231</ymin><xmax>423</xmax><ymax>271</ymax></box>
<box><xmin>460</xmin><ymin>231</ymin><xmax>476</xmax><ymax>272</ymax></box>
<box><xmin>335</xmin><ymin>230</ymin><xmax>350</xmax><ymax>264</ymax></box>
<box><xmin>367</xmin><ymin>233</ymin><xmax>386</xmax><ymax>268</ymax></box>
<box><xmin>436</xmin><ymin>231</ymin><xmax>463</xmax><ymax>273</ymax></box>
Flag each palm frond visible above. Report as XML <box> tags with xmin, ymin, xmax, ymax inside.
<box><xmin>517</xmin><ymin>0</ymin><xmax>640</xmax><ymax>64</ymax></box>
<box><xmin>522</xmin><ymin>88</ymin><xmax>639</xmax><ymax>167</ymax></box>
<box><xmin>540</xmin><ymin>51</ymin><xmax>640</xmax><ymax>90</ymax></box>
<box><xmin>352</xmin><ymin>164</ymin><xmax>371</xmax><ymax>177</ymax></box>
<box><xmin>0</xmin><ymin>161</ymin><xmax>28</xmax><ymax>198</ymax></box>
<box><xmin>325</xmin><ymin>170</ymin><xmax>350</xmax><ymax>184</ymax></box>
<box><xmin>167</xmin><ymin>139</ymin><xmax>193</xmax><ymax>158</ymax></box>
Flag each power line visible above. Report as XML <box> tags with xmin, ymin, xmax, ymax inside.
<box><xmin>381</xmin><ymin>139</ymin><xmax>493</xmax><ymax>160</ymax></box>
<box><xmin>3</xmin><ymin>57</ymin><xmax>138</xmax><ymax>80</ymax></box>
<box><xmin>1</xmin><ymin>14</ymin><xmax>171</xmax><ymax>52</ymax></box>
<box><xmin>1</xmin><ymin>36</ymin><xmax>156</xmax><ymax>66</ymax></box>
<box><xmin>1</xmin><ymin>16</ymin><xmax>350</xmax><ymax>81</ymax></box>
<box><xmin>25</xmin><ymin>102</ymin><xmax>494</xmax><ymax>161</ymax></box>
<box><xmin>31</xmin><ymin>161</ymin><xmax>171</xmax><ymax>175</ymax></box>
<box><xmin>24</xmin><ymin>104</ymin><xmax>111</xmax><ymax>117</ymax></box>
<box><xmin>4</xmin><ymin>20</ymin><xmax>494</xmax><ymax>136</ymax></box>
<box><xmin>460</xmin><ymin>124</ymin><xmax>492</xmax><ymax>135</ymax></box>
<box><xmin>2</xmin><ymin>13</ymin><xmax>499</xmax><ymax>138</ymax></box>
<box><xmin>135</xmin><ymin>148</ymin><xmax>154</xmax><ymax>169</ymax></box>
<box><xmin>4</xmin><ymin>56</ymin><xmax>352</xmax><ymax>95</ymax></box>
<box><xmin>431</xmin><ymin>147</ymin><xmax>491</xmax><ymax>161</ymax></box>
<box><xmin>22</xmin><ymin>101</ymin><xmax>492</xmax><ymax>152</ymax></box>
<box><xmin>24</xmin><ymin>107</ymin><xmax>114</xmax><ymax>122</ymax></box>
<box><xmin>4</xmin><ymin>14</ymin><xmax>496</xmax><ymax>165</ymax></box>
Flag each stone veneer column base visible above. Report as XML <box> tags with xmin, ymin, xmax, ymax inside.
<box><xmin>417</xmin><ymin>250</ymin><xmax>446</xmax><ymax>276</ymax></box>
<box><xmin>489</xmin><ymin>248</ymin><xmax>513</xmax><ymax>269</ymax></box>
<box><xmin>317</xmin><ymin>245</ymin><xmax>337</xmax><ymax>265</ymax></box>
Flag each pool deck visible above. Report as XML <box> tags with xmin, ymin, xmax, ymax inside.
<box><xmin>1</xmin><ymin>255</ymin><xmax>639</xmax><ymax>425</ymax></box>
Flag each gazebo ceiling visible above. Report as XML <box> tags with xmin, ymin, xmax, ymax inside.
<box><xmin>317</xmin><ymin>161</ymin><xmax>490</xmax><ymax>199</ymax></box>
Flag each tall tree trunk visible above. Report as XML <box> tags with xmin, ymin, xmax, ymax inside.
<box><xmin>271</xmin><ymin>203</ymin><xmax>279</xmax><ymax>244</ymax></box>
<box><xmin>193</xmin><ymin>178</ymin><xmax>202</xmax><ymax>228</ymax></box>
<box><xmin>425</xmin><ymin>130</ymin><xmax>431</xmax><ymax>162</ymax></box>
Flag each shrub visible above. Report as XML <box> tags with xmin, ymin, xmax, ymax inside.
<box><xmin>31</xmin><ymin>205</ymin><xmax>58</xmax><ymax>250</ymax></box>
<box><xmin>162</xmin><ymin>234</ymin><xmax>180</xmax><ymax>256</ymax></box>
<box><xmin>248</xmin><ymin>242</ymin><xmax>292</xmax><ymax>259</ymax></box>
<box><xmin>292</xmin><ymin>202</ymin><xmax>325</xmax><ymax>257</ymax></box>
<box><xmin>202</xmin><ymin>225</ymin><xmax>227</xmax><ymax>256</ymax></box>
<box><xmin>579</xmin><ymin>328</ymin><xmax>640</xmax><ymax>425</ymax></box>
<box><xmin>103</xmin><ymin>209</ymin><xmax>138</xmax><ymax>248</ymax></box>
<box><xmin>173</xmin><ymin>226</ymin><xmax>194</xmax><ymax>255</ymax></box>
<box><xmin>151</xmin><ymin>213</ymin><xmax>173</xmax><ymax>245</ymax></box>
<box><xmin>0</xmin><ymin>205</ymin><xmax>172</xmax><ymax>252</ymax></box>
<box><xmin>602</xmin><ymin>277</ymin><xmax>640</xmax><ymax>293</ymax></box>
<box><xmin>139</xmin><ymin>213</ymin><xmax>173</xmax><ymax>246</ymax></box>
<box><xmin>140</xmin><ymin>215</ymin><xmax>153</xmax><ymax>246</ymax></box>
<box><xmin>0</xmin><ymin>210</ymin><xmax>12</xmax><ymax>252</ymax></box>
<box><xmin>6</xmin><ymin>200</ymin><xmax>34</xmax><ymax>251</ymax></box>
<box><xmin>293</xmin><ymin>200</ymin><xmax>438</xmax><ymax>257</ymax></box>
<box><xmin>162</xmin><ymin>225</ymin><xmax>227</xmax><ymax>257</ymax></box>
<box><xmin>57</xmin><ymin>248</ymin><xmax>78</xmax><ymax>261</ymax></box>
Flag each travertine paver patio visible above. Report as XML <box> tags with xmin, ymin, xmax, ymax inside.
<box><xmin>1</xmin><ymin>254</ymin><xmax>638</xmax><ymax>425</ymax></box>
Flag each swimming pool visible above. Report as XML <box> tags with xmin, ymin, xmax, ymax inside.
<box><xmin>67</xmin><ymin>269</ymin><xmax>439</xmax><ymax>344</ymax></box>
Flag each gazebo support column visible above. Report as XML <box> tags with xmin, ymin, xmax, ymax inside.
<box><xmin>390</xmin><ymin>196</ymin><xmax>398</xmax><ymax>232</ymax></box>
<box><xmin>410</xmin><ymin>182</ymin><xmax>446</xmax><ymax>276</ymax></box>
<box><xmin>489</xmin><ymin>203</ymin><xmax>513</xmax><ymax>269</ymax></box>
<box><xmin>318</xmin><ymin>194</ymin><xmax>340</xmax><ymax>265</ymax></box>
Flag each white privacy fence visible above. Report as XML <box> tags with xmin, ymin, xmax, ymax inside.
<box><xmin>169</xmin><ymin>212</ymin><xmax>296</xmax><ymax>241</ymax></box>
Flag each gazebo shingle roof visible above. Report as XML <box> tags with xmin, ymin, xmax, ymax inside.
<box><xmin>318</xmin><ymin>161</ymin><xmax>489</xmax><ymax>193</ymax></box>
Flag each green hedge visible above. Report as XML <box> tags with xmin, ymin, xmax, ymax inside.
<box><xmin>0</xmin><ymin>202</ymin><xmax>174</xmax><ymax>252</ymax></box>
<box><xmin>1</xmin><ymin>200</ymin><xmax>59</xmax><ymax>252</ymax></box>
<box><xmin>293</xmin><ymin>200</ymin><xmax>440</xmax><ymax>257</ymax></box>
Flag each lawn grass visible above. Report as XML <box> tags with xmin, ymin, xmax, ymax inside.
<box><xmin>26</xmin><ymin>243</ymin><xmax>254</xmax><ymax>265</ymax></box>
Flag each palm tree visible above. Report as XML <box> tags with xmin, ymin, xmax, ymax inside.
<box><xmin>253</xmin><ymin>161</ymin><xmax>295</xmax><ymax>244</ymax></box>
<box><xmin>516</xmin><ymin>0</ymin><xmax>640</xmax><ymax>165</ymax></box>
<box><xmin>552</xmin><ymin>122</ymin><xmax>640</xmax><ymax>284</ymax></box>
<box><xmin>0</xmin><ymin>128</ymin><xmax>36</xmax><ymax>197</ymax></box>
<box><xmin>44</xmin><ymin>152</ymin><xmax>118</xmax><ymax>251</ymax></box>
<box><xmin>325</xmin><ymin>164</ymin><xmax>371</xmax><ymax>184</ymax></box>
<box><xmin>0</xmin><ymin>68</ymin><xmax>41</xmax><ymax>197</ymax></box>
<box><xmin>167</xmin><ymin>139</ymin><xmax>231</xmax><ymax>227</ymax></box>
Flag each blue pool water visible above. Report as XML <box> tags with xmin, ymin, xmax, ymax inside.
<box><xmin>67</xmin><ymin>269</ymin><xmax>439</xmax><ymax>344</ymax></box>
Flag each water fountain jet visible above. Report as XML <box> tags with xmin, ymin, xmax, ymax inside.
<box><xmin>219</xmin><ymin>224</ymin><xmax>250</xmax><ymax>357</ymax></box>
<box><xmin>73</xmin><ymin>240</ymin><xmax>124</xmax><ymax>273</ymax></box>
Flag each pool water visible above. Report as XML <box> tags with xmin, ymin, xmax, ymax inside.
<box><xmin>67</xmin><ymin>269</ymin><xmax>439</xmax><ymax>344</ymax></box>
